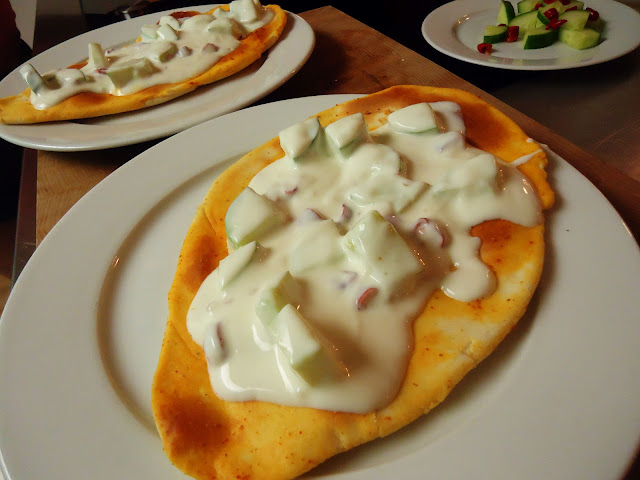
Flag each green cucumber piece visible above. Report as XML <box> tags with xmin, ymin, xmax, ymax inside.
<box><xmin>558</xmin><ymin>27</ymin><xmax>601</xmax><ymax>49</ymax></box>
<box><xmin>517</xmin><ymin>0</ymin><xmax>539</xmax><ymax>14</ymax></box>
<box><xmin>497</xmin><ymin>1</ymin><xmax>516</xmax><ymax>24</ymax></box>
<box><xmin>509</xmin><ymin>10</ymin><xmax>539</xmax><ymax>35</ymax></box>
<box><xmin>484</xmin><ymin>24</ymin><xmax>509</xmax><ymax>43</ymax></box>
<box><xmin>523</xmin><ymin>27</ymin><xmax>558</xmax><ymax>49</ymax></box>
<box><xmin>558</xmin><ymin>9</ymin><xmax>590</xmax><ymax>30</ymax></box>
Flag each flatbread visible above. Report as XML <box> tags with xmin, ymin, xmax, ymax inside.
<box><xmin>0</xmin><ymin>4</ymin><xmax>287</xmax><ymax>124</ymax></box>
<box><xmin>152</xmin><ymin>85</ymin><xmax>554</xmax><ymax>480</ymax></box>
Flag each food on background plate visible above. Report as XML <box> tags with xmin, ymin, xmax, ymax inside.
<box><xmin>152</xmin><ymin>85</ymin><xmax>554</xmax><ymax>480</ymax></box>
<box><xmin>0</xmin><ymin>0</ymin><xmax>286</xmax><ymax>124</ymax></box>
<box><xmin>478</xmin><ymin>0</ymin><xmax>602</xmax><ymax>53</ymax></box>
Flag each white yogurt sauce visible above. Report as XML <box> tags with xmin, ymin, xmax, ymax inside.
<box><xmin>187</xmin><ymin>101</ymin><xmax>542</xmax><ymax>413</ymax></box>
<box><xmin>21</xmin><ymin>0</ymin><xmax>273</xmax><ymax>109</ymax></box>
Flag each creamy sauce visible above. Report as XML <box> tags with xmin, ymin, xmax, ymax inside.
<box><xmin>21</xmin><ymin>0</ymin><xmax>273</xmax><ymax>109</ymax></box>
<box><xmin>187</xmin><ymin>101</ymin><xmax>542</xmax><ymax>413</ymax></box>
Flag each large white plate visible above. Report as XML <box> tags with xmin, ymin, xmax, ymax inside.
<box><xmin>422</xmin><ymin>0</ymin><xmax>640</xmax><ymax>70</ymax></box>
<box><xmin>0</xmin><ymin>5</ymin><xmax>314</xmax><ymax>151</ymax></box>
<box><xmin>1</xmin><ymin>95</ymin><xmax>640</xmax><ymax>480</ymax></box>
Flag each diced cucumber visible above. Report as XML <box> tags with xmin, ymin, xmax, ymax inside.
<box><xmin>206</xmin><ymin>17</ymin><xmax>244</xmax><ymax>39</ymax></box>
<box><xmin>523</xmin><ymin>26</ymin><xmax>558</xmax><ymax>49</ymax></box>
<box><xmin>387</xmin><ymin>103</ymin><xmax>439</xmax><ymax>133</ymax></box>
<box><xmin>158</xmin><ymin>15</ymin><xmax>180</xmax><ymax>30</ymax></box>
<box><xmin>106</xmin><ymin>57</ymin><xmax>153</xmax><ymax>88</ymax></box>
<box><xmin>19</xmin><ymin>64</ymin><xmax>46</xmax><ymax>93</ymax></box>
<box><xmin>497</xmin><ymin>1</ymin><xmax>516</xmax><ymax>24</ymax></box>
<box><xmin>517</xmin><ymin>0</ymin><xmax>540</xmax><ymax>14</ymax></box>
<box><xmin>541</xmin><ymin>1</ymin><xmax>565</xmax><ymax>14</ymax></box>
<box><xmin>140</xmin><ymin>25</ymin><xmax>159</xmax><ymax>42</ymax></box>
<box><xmin>88</xmin><ymin>42</ymin><xmax>108</xmax><ymax>69</ymax></box>
<box><xmin>558</xmin><ymin>9</ymin><xmax>590</xmax><ymax>30</ymax></box>
<box><xmin>509</xmin><ymin>10</ymin><xmax>539</xmax><ymax>35</ymax></box>
<box><xmin>341</xmin><ymin>210</ymin><xmax>423</xmax><ymax>296</ymax></box>
<box><xmin>271</xmin><ymin>304</ymin><xmax>340</xmax><ymax>385</ymax></box>
<box><xmin>536</xmin><ymin>9</ymin><xmax>552</xmax><ymax>25</ymax></box>
<box><xmin>180</xmin><ymin>14</ymin><xmax>215</xmax><ymax>31</ymax></box>
<box><xmin>558</xmin><ymin>27</ymin><xmax>601</xmax><ymax>49</ymax></box>
<box><xmin>255</xmin><ymin>271</ymin><xmax>303</xmax><ymax>328</ymax></box>
<box><xmin>325</xmin><ymin>113</ymin><xmax>369</xmax><ymax>151</ymax></box>
<box><xmin>146</xmin><ymin>41</ymin><xmax>178</xmax><ymax>63</ymax></box>
<box><xmin>348</xmin><ymin>175</ymin><xmax>426</xmax><ymax>213</ymax></box>
<box><xmin>225</xmin><ymin>187</ymin><xmax>288</xmax><ymax>248</ymax></box>
<box><xmin>483</xmin><ymin>24</ymin><xmax>509</xmax><ymax>43</ymax></box>
<box><xmin>279</xmin><ymin>117</ymin><xmax>322</xmax><ymax>160</ymax></box>
<box><xmin>230</xmin><ymin>0</ymin><xmax>260</xmax><ymax>23</ymax></box>
<box><xmin>156</xmin><ymin>23</ymin><xmax>179</xmax><ymax>41</ymax></box>
<box><xmin>217</xmin><ymin>241</ymin><xmax>259</xmax><ymax>290</ymax></box>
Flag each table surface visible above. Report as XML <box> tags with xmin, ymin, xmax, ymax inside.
<box><xmin>3</xmin><ymin>3</ymin><xmax>640</xmax><ymax>479</ymax></box>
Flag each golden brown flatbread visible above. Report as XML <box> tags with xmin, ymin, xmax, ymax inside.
<box><xmin>152</xmin><ymin>85</ymin><xmax>554</xmax><ymax>480</ymax></box>
<box><xmin>0</xmin><ymin>4</ymin><xmax>287</xmax><ymax>124</ymax></box>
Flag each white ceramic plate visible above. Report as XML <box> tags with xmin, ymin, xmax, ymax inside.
<box><xmin>1</xmin><ymin>95</ymin><xmax>640</xmax><ymax>480</ymax></box>
<box><xmin>422</xmin><ymin>0</ymin><xmax>640</xmax><ymax>70</ymax></box>
<box><xmin>0</xmin><ymin>5</ymin><xmax>314</xmax><ymax>151</ymax></box>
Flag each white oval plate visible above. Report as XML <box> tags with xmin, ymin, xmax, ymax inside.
<box><xmin>0</xmin><ymin>5</ymin><xmax>314</xmax><ymax>151</ymax></box>
<box><xmin>1</xmin><ymin>95</ymin><xmax>640</xmax><ymax>480</ymax></box>
<box><xmin>422</xmin><ymin>0</ymin><xmax>640</xmax><ymax>70</ymax></box>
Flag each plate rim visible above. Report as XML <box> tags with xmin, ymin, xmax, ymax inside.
<box><xmin>2</xmin><ymin>94</ymin><xmax>640</xmax><ymax>480</ymax></box>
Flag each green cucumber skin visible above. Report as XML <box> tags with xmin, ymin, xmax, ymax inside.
<box><xmin>498</xmin><ymin>1</ymin><xmax>516</xmax><ymax>24</ymax></box>
<box><xmin>523</xmin><ymin>27</ymin><xmax>558</xmax><ymax>49</ymax></box>
<box><xmin>559</xmin><ymin>9</ymin><xmax>590</xmax><ymax>31</ymax></box>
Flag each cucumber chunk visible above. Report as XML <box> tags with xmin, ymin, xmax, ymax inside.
<box><xmin>483</xmin><ymin>24</ymin><xmax>509</xmax><ymax>43</ymax></box>
<box><xmin>279</xmin><ymin>117</ymin><xmax>322</xmax><ymax>160</ymax></box>
<box><xmin>19</xmin><ymin>64</ymin><xmax>46</xmax><ymax>93</ymax></box>
<box><xmin>271</xmin><ymin>304</ymin><xmax>342</xmax><ymax>385</ymax></box>
<box><xmin>517</xmin><ymin>0</ymin><xmax>540</xmax><ymax>14</ymax></box>
<box><xmin>255</xmin><ymin>271</ymin><xmax>303</xmax><ymax>328</ymax></box>
<box><xmin>387</xmin><ymin>103</ymin><xmax>439</xmax><ymax>133</ymax></box>
<box><xmin>523</xmin><ymin>27</ymin><xmax>558</xmax><ymax>49</ymax></box>
<box><xmin>509</xmin><ymin>10</ymin><xmax>539</xmax><ymax>35</ymax></box>
<box><xmin>106</xmin><ymin>58</ymin><xmax>153</xmax><ymax>88</ymax></box>
<box><xmin>217</xmin><ymin>241</ymin><xmax>259</xmax><ymax>290</ymax></box>
<box><xmin>558</xmin><ymin>9</ymin><xmax>590</xmax><ymax>30</ymax></box>
<box><xmin>88</xmin><ymin>42</ymin><xmax>108</xmax><ymax>69</ymax></box>
<box><xmin>325</xmin><ymin>113</ymin><xmax>369</xmax><ymax>151</ymax></box>
<box><xmin>558</xmin><ymin>27</ymin><xmax>601</xmax><ymax>49</ymax></box>
<box><xmin>497</xmin><ymin>1</ymin><xmax>516</xmax><ymax>24</ymax></box>
<box><xmin>225</xmin><ymin>187</ymin><xmax>288</xmax><ymax>248</ymax></box>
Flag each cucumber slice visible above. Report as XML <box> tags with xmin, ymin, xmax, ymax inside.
<box><xmin>523</xmin><ymin>27</ymin><xmax>558</xmax><ymax>49</ymax></box>
<box><xmin>517</xmin><ymin>0</ymin><xmax>540</xmax><ymax>14</ymax></box>
<box><xmin>484</xmin><ymin>25</ymin><xmax>508</xmax><ymax>44</ymax></box>
<box><xmin>497</xmin><ymin>1</ymin><xmax>516</xmax><ymax>24</ymax></box>
<box><xmin>558</xmin><ymin>9</ymin><xmax>590</xmax><ymax>30</ymax></box>
<box><xmin>558</xmin><ymin>27</ymin><xmax>601</xmax><ymax>49</ymax></box>
<box><xmin>509</xmin><ymin>10</ymin><xmax>539</xmax><ymax>35</ymax></box>
<box><xmin>88</xmin><ymin>42</ymin><xmax>108</xmax><ymax>69</ymax></box>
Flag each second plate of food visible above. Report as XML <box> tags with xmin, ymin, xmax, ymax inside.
<box><xmin>422</xmin><ymin>0</ymin><xmax>640</xmax><ymax>70</ymax></box>
<box><xmin>0</xmin><ymin>4</ymin><xmax>315</xmax><ymax>151</ymax></box>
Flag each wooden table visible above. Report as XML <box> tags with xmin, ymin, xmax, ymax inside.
<box><xmin>8</xmin><ymin>5</ymin><xmax>640</xmax><ymax>478</ymax></box>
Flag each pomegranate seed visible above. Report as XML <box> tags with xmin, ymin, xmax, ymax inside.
<box><xmin>506</xmin><ymin>26</ymin><xmax>519</xmax><ymax>42</ymax></box>
<box><xmin>586</xmin><ymin>7</ymin><xmax>599</xmax><ymax>21</ymax></box>
<box><xmin>543</xmin><ymin>0</ymin><xmax>554</xmax><ymax>3</ymax></box>
<box><xmin>544</xmin><ymin>7</ymin><xmax>559</xmax><ymax>19</ymax></box>
<box><xmin>534</xmin><ymin>2</ymin><xmax>543</xmax><ymax>8</ymax></box>
<box><xmin>546</xmin><ymin>18</ymin><xmax>567</xmax><ymax>30</ymax></box>
<box><xmin>498</xmin><ymin>23</ymin><xmax>507</xmax><ymax>26</ymax></box>
<box><xmin>477</xmin><ymin>42</ymin><xmax>492</xmax><ymax>54</ymax></box>
<box><xmin>284</xmin><ymin>186</ymin><xmax>298</xmax><ymax>195</ymax></box>
<box><xmin>565</xmin><ymin>5</ymin><xmax>578</xmax><ymax>10</ymax></box>
<box><xmin>356</xmin><ymin>287</ymin><xmax>379</xmax><ymax>311</ymax></box>
<box><xmin>560</xmin><ymin>0</ymin><xmax>570</xmax><ymax>4</ymax></box>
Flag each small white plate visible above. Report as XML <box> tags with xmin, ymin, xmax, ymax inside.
<box><xmin>422</xmin><ymin>0</ymin><xmax>640</xmax><ymax>70</ymax></box>
<box><xmin>0</xmin><ymin>5</ymin><xmax>314</xmax><ymax>151</ymax></box>
<box><xmin>1</xmin><ymin>95</ymin><xmax>640</xmax><ymax>480</ymax></box>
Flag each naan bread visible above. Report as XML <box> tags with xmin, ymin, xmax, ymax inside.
<box><xmin>0</xmin><ymin>4</ymin><xmax>287</xmax><ymax>124</ymax></box>
<box><xmin>152</xmin><ymin>86</ymin><xmax>554</xmax><ymax>480</ymax></box>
